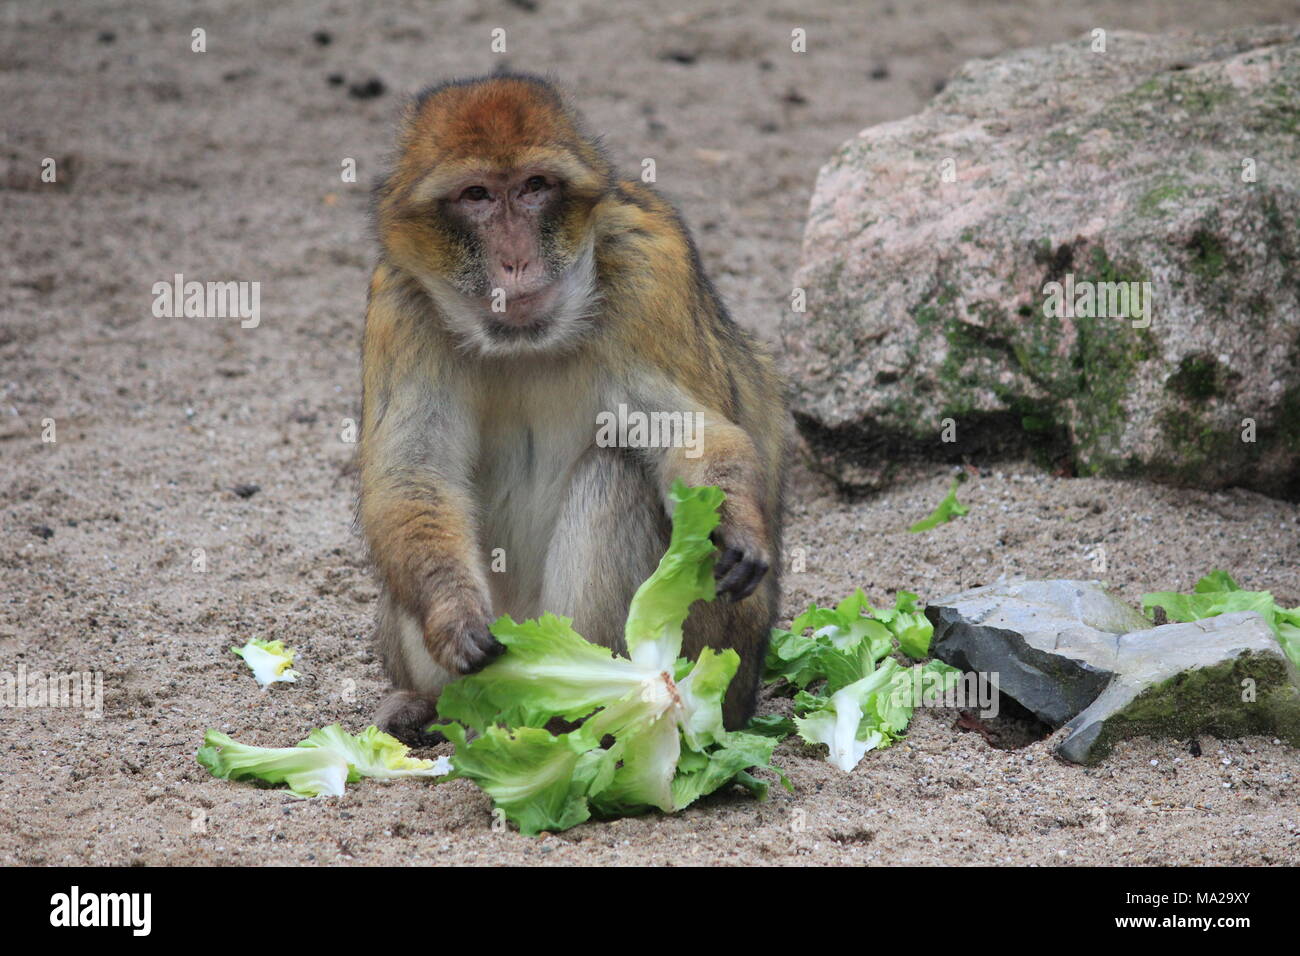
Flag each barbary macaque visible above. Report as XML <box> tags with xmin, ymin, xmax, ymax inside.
<box><xmin>359</xmin><ymin>74</ymin><xmax>788</xmax><ymax>740</ymax></box>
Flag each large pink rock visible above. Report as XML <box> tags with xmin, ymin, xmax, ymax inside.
<box><xmin>783</xmin><ymin>26</ymin><xmax>1300</xmax><ymax>499</ymax></box>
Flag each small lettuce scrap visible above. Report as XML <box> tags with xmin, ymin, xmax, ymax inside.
<box><xmin>765</xmin><ymin>589</ymin><xmax>962</xmax><ymax>772</ymax></box>
<box><xmin>1142</xmin><ymin>570</ymin><xmax>1300</xmax><ymax>670</ymax></box>
<box><xmin>908</xmin><ymin>475</ymin><xmax>969</xmax><ymax>533</ymax></box>
<box><xmin>196</xmin><ymin>725</ymin><xmax>450</xmax><ymax>798</ymax></box>
<box><xmin>231</xmin><ymin>638</ymin><xmax>299</xmax><ymax>689</ymax></box>
<box><xmin>434</xmin><ymin>482</ymin><xmax>785</xmax><ymax>836</ymax></box>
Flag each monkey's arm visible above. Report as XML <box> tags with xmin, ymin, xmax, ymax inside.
<box><xmin>622</xmin><ymin>377</ymin><xmax>772</xmax><ymax>602</ymax></box>
<box><xmin>358</xmin><ymin>277</ymin><xmax>501</xmax><ymax>673</ymax></box>
<box><xmin>596</xmin><ymin>181</ymin><xmax>781</xmax><ymax>600</ymax></box>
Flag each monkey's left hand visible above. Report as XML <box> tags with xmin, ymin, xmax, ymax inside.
<box><xmin>712</xmin><ymin>525</ymin><xmax>770</xmax><ymax>602</ymax></box>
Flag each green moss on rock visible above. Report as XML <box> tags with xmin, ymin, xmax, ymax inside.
<box><xmin>1083</xmin><ymin>651</ymin><xmax>1300</xmax><ymax>763</ymax></box>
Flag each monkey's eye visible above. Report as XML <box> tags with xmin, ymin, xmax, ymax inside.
<box><xmin>521</xmin><ymin>175</ymin><xmax>549</xmax><ymax>194</ymax></box>
<box><xmin>460</xmin><ymin>185</ymin><xmax>490</xmax><ymax>202</ymax></box>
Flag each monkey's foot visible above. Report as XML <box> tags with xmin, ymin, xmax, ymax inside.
<box><xmin>375</xmin><ymin>690</ymin><xmax>445</xmax><ymax>748</ymax></box>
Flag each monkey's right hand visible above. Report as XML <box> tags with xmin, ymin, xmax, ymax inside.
<box><xmin>424</xmin><ymin>606</ymin><xmax>506</xmax><ymax>675</ymax></box>
<box><xmin>711</xmin><ymin>524</ymin><xmax>771</xmax><ymax>602</ymax></box>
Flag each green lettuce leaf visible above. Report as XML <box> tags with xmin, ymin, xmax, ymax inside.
<box><xmin>917</xmin><ymin>658</ymin><xmax>965</xmax><ymax>704</ymax></box>
<box><xmin>1277</xmin><ymin>609</ymin><xmax>1300</xmax><ymax>672</ymax></box>
<box><xmin>793</xmin><ymin>667</ymin><xmax>895</xmax><ymax>773</ymax></box>
<box><xmin>745</xmin><ymin>714</ymin><xmax>797</xmax><ymax>739</ymax></box>
<box><xmin>764</xmin><ymin>589</ymin><xmax>936</xmax><ymax>691</ymax></box>
<box><xmin>792</xmin><ymin>658</ymin><xmax>933</xmax><ymax>772</ymax></box>
<box><xmin>196</xmin><ymin>725</ymin><xmax>450</xmax><ymax>798</ymax></box>
<box><xmin>674</xmin><ymin>647</ymin><xmax>739</xmax><ymax>752</ymax></box>
<box><xmin>297</xmin><ymin>724</ymin><xmax>450</xmax><ymax>782</ymax></box>
<box><xmin>669</xmin><ymin>731</ymin><xmax>783</xmax><ymax>809</ymax></box>
<box><xmin>438</xmin><ymin>722</ymin><xmax>606</xmax><ymax>836</ymax></box>
<box><xmin>436</xmin><ymin>613</ymin><xmax>641</xmax><ymax>733</ymax></box>
<box><xmin>624</xmin><ymin>483</ymin><xmax>725</xmax><ymax>669</ymax></box>
<box><xmin>196</xmin><ymin>729</ymin><xmax>350</xmax><ymax>798</ymax></box>
<box><xmin>588</xmin><ymin>712</ymin><xmax>682</xmax><ymax>814</ymax></box>
<box><xmin>766</xmin><ymin>589</ymin><xmax>893</xmax><ymax>690</ymax></box>
<box><xmin>764</xmin><ymin>627</ymin><xmax>829</xmax><ymax>689</ymax></box>
<box><xmin>872</xmin><ymin>591</ymin><xmax>935</xmax><ymax>658</ymax></box>
<box><xmin>764</xmin><ymin>586</ymin><xmax>958</xmax><ymax>772</ymax></box>
<box><xmin>907</xmin><ymin>475</ymin><xmax>969</xmax><ymax>533</ymax></box>
<box><xmin>1142</xmin><ymin>570</ymin><xmax>1300</xmax><ymax>670</ymax></box>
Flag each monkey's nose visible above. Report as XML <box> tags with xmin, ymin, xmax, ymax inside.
<box><xmin>501</xmin><ymin>259</ymin><xmax>530</xmax><ymax>277</ymax></box>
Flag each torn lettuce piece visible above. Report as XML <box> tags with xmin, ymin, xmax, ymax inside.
<box><xmin>439</xmin><ymin>722</ymin><xmax>612</xmax><ymax>836</ymax></box>
<box><xmin>436</xmin><ymin>613</ymin><xmax>644</xmax><ymax>734</ymax></box>
<box><xmin>230</xmin><ymin>638</ymin><xmax>299</xmax><ymax>689</ymax></box>
<box><xmin>907</xmin><ymin>475</ymin><xmax>969</xmax><ymax>533</ymax></box>
<box><xmin>668</xmin><ymin>731</ymin><xmax>783</xmax><ymax>810</ymax></box>
<box><xmin>794</xmin><ymin>665</ymin><xmax>896</xmax><ymax>773</ymax></box>
<box><xmin>872</xmin><ymin>591</ymin><xmax>935</xmax><ymax>658</ymax></box>
<box><xmin>297</xmin><ymin>724</ymin><xmax>451</xmax><ymax>781</ymax></box>
<box><xmin>196</xmin><ymin>725</ymin><xmax>449</xmax><ymax>798</ymax></box>
<box><xmin>793</xmin><ymin>659</ymin><xmax>916</xmax><ymax>773</ymax></box>
<box><xmin>764</xmin><ymin>627</ymin><xmax>829</xmax><ymax>689</ymax></box>
<box><xmin>588</xmin><ymin>710</ymin><xmax>682</xmax><ymax>814</ymax></box>
<box><xmin>435</xmin><ymin>482</ymin><xmax>780</xmax><ymax>834</ymax></box>
<box><xmin>765</xmin><ymin>589</ymin><xmax>892</xmax><ymax>690</ymax></box>
<box><xmin>674</xmin><ymin>647</ymin><xmax>739</xmax><ymax>752</ymax></box>
<box><xmin>1142</xmin><ymin>570</ymin><xmax>1300</xmax><ymax>670</ymax></box>
<box><xmin>765</xmin><ymin>588</ymin><xmax>935</xmax><ymax>692</ymax></box>
<box><xmin>764</xmin><ymin>586</ymin><xmax>959</xmax><ymax>773</ymax></box>
<box><xmin>1278</xmin><ymin>608</ymin><xmax>1300</xmax><ymax>671</ymax></box>
<box><xmin>197</xmin><ymin>730</ymin><xmax>349</xmax><ymax>798</ymax></box>
<box><xmin>745</xmin><ymin>714</ymin><xmax>797</xmax><ymax>739</ymax></box>
<box><xmin>624</xmin><ymin>483</ymin><xmax>725</xmax><ymax>670</ymax></box>
<box><xmin>1143</xmin><ymin>570</ymin><xmax>1275</xmax><ymax>625</ymax></box>
<box><xmin>867</xmin><ymin>662</ymin><xmax>918</xmax><ymax>736</ymax></box>
<box><xmin>916</xmin><ymin>658</ymin><xmax>965</xmax><ymax>705</ymax></box>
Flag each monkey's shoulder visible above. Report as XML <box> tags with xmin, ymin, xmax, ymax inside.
<box><xmin>361</xmin><ymin>262</ymin><xmax>457</xmax><ymax>370</ymax></box>
<box><xmin>593</xmin><ymin>180</ymin><xmax>694</xmax><ymax>256</ymax></box>
<box><xmin>593</xmin><ymin>181</ymin><xmax>776</xmax><ymax>367</ymax></box>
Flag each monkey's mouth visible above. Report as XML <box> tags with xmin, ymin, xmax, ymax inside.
<box><xmin>483</xmin><ymin>283</ymin><xmax>562</xmax><ymax>331</ymax></box>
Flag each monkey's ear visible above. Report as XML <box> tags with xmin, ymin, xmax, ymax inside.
<box><xmin>393</xmin><ymin>97</ymin><xmax>429</xmax><ymax>155</ymax></box>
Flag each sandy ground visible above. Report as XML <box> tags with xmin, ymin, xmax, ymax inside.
<box><xmin>3</xmin><ymin>0</ymin><xmax>1300</xmax><ymax>866</ymax></box>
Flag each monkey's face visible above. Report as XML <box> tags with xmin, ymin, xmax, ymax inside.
<box><xmin>433</xmin><ymin>167</ymin><xmax>598</xmax><ymax>350</ymax></box>
<box><xmin>378</xmin><ymin>77</ymin><xmax>612</xmax><ymax>357</ymax></box>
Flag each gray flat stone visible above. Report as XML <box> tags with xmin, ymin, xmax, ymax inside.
<box><xmin>927</xmin><ymin>580</ymin><xmax>1148</xmax><ymax>726</ymax></box>
<box><xmin>927</xmin><ymin>581</ymin><xmax>1300</xmax><ymax>763</ymax></box>
<box><xmin>1057</xmin><ymin>612</ymin><xmax>1300</xmax><ymax>764</ymax></box>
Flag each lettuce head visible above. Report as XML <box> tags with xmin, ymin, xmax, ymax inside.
<box><xmin>434</xmin><ymin>482</ymin><xmax>784</xmax><ymax>835</ymax></box>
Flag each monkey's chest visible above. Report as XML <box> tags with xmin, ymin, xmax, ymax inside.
<box><xmin>472</xmin><ymin>379</ymin><xmax>603</xmax><ymax>612</ymax></box>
